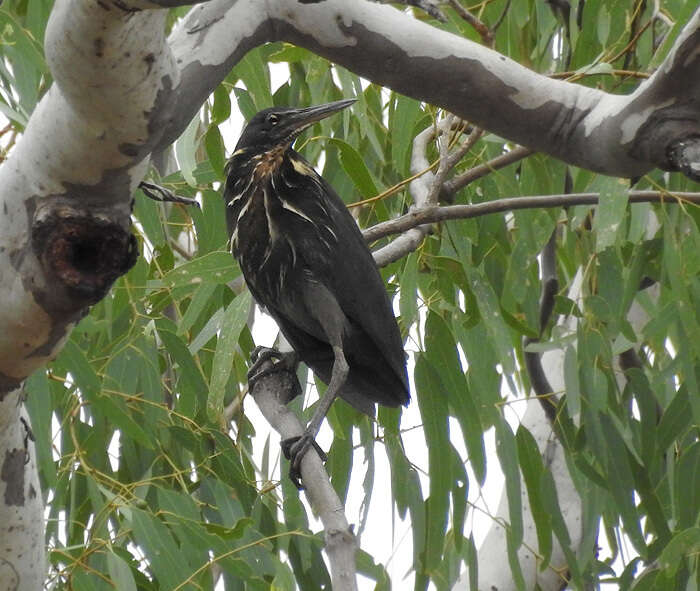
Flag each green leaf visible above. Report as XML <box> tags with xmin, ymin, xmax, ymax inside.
<box><xmin>516</xmin><ymin>426</ymin><xmax>552</xmax><ymax>568</ymax></box>
<box><xmin>539</xmin><ymin>467</ymin><xmax>583</xmax><ymax>587</ymax></box>
<box><xmin>178</xmin><ymin>282</ymin><xmax>218</xmax><ymax>336</ymax></box>
<box><xmin>175</xmin><ymin>113</ymin><xmax>200</xmax><ymax>187</ymax></box>
<box><xmin>189</xmin><ymin>305</ymin><xmax>225</xmax><ymax>355</ymax></box>
<box><xmin>596</xmin><ymin>4</ymin><xmax>611</xmax><ymax>45</ymax></box>
<box><xmin>211</xmin><ymin>84</ymin><xmax>231</xmax><ymax>124</ymax></box>
<box><xmin>129</xmin><ymin>508</ymin><xmax>194</xmax><ymax>589</ymax></box>
<box><xmin>505</xmin><ymin>526</ymin><xmax>526</xmax><ymax>591</ymax></box>
<box><xmin>232</xmin><ymin>86</ymin><xmax>258</xmax><ymax>120</ymax></box>
<box><xmin>675</xmin><ymin>442</ymin><xmax>700</xmax><ymax>530</ymax></box>
<box><xmin>71</xmin><ymin>570</ymin><xmax>112</xmax><ymax>591</ymax></box>
<box><xmin>465</xmin><ymin>535</ymin><xmax>478</xmax><ymax>591</ymax></box>
<box><xmin>658</xmin><ymin>386</ymin><xmax>692</xmax><ymax>452</ymax></box>
<box><xmin>356</xmin><ymin>549</ymin><xmax>390</xmax><ymax>590</ymax></box>
<box><xmin>414</xmin><ymin>354</ymin><xmax>450</xmax><ymax>572</ymax></box>
<box><xmin>599</xmin><ymin>414</ymin><xmax>648</xmax><ymax>557</ymax></box>
<box><xmin>594</xmin><ymin>177</ymin><xmax>628</xmax><ymax>252</ymax></box>
<box><xmin>204</xmin><ymin>125</ymin><xmax>226</xmax><ymax>180</ymax></box>
<box><xmin>399</xmin><ymin>251</ymin><xmax>419</xmax><ymax>332</ymax></box>
<box><xmin>391</xmin><ymin>94</ymin><xmax>422</xmax><ymax>175</ymax></box>
<box><xmin>563</xmin><ymin>345</ymin><xmax>580</xmax><ymax>417</ymax></box>
<box><xmin>162</xmin><ymin>251</ymin><xmax>238</xmax><ymax>288</ymax></box>
<box><xmin>24</xmin><ymin>370</ymin><xmax>57</xmax><ymax>488</ymax></box>
<box><xmin>327</xmin><ymin>137</ymin><xmax>378</xmax><ymax>198</ymax></box>
<box><xmin>326</xmin><ymin>401</ymin><xmax>355</xmax><ymax>501</ymax></box>
<box><xmin>510</xmin><ymin>0</ymin><xmax>529</xmax><ymax>26</ymax></box>
<box><xmin>155</xmin><ymin>321</ymin><xmax>208</xmax><ymax>417</ymax></box>
<box><xmin>425</xmin><ymin>312</ymin><xmax>486</xmax><ymax>484</ymax></box>
<box><xmin>208</xmin><ymin>290</ymin><xmax>252</xmax><ymax>422</ymax></box>
<box><xmin>133</xmin><ymin>186</ymin><xmax>167</xmax><ymax>247</ymax></box>
<box><xmin>106</xmin><ymin>550</ymin><xmax>137</xmax><ymax>591</ymax></box>
<box><xmin>59</xmin><ymin>339</ymin><xmax>101</xmax><ymax>395</ymax></box>
<box><xmin>464</xmin><ymin>265</ymin><xmax>515</xmax><ymax>374</ymax></box>
<box><xmin>193</xmin><ymin>189</ymin><xmax>230</xmax><ymax>255</ymax></box>
<box><xmin>495</xmin><ymin>416</ymin><xmax>522</xmax><ymax>547</ymax></box>
<box><xmin>0</xmin><ymin>98</ymin><xmax>27</xmax><ymax>126</ymax></box>
<box><xmin>232</xmin><ymin>47</ymin><xmax>272</xmax><ymax>110</ymax></box>
<box><xmin>659</xmin><ymin>527</ymin><xmax>700</xmax><ymax>575</ymax></box>
<box><xmin>269</xmin><ymin>43</ymin><xmax>314</xmax><ymax>64</ymax></box>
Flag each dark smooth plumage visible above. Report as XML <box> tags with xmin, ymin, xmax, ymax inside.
<box><xmin>223</xmin><ymin>100</ymin><xmax>409</xmax><ymax>484</ymax></box>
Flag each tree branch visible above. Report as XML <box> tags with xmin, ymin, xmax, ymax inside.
<box><xmin>364</xmin><ymin>191</ymin><xmax>700</xmax><ymax>245</ymax></box>
<box><xmin>0</xmin><ymin>0</ymin><xmax>180</xmax><ymax>393</ymax></box>
<box><xmin>441</xmin><ymin>146</ymin><xmax>534</xmax><ymax>200</ymax></box>
<box><xmin>161</xmin><ymin>1</ymin><xmax>700</xmax><ymax>178</ymax></box>
<box><xmin>0</xmin><ymin>392</ymin><xmax>45</xmax><ymax>590</ymax></box>
<box><xmin>372</xmin><ymin>116</ymin><xmax>480</xmax><ymax>266</ymax></box>
<box><xmin>249</xmin><ymin>366</ymin><xmax>358</xmax><ymax>591</ymax></box>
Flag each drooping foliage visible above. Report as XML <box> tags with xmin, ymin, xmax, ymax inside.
<box><xmin>1</xmin><ymin>0</ymin><xmax>697</xmax><ymax>588</ymax></box>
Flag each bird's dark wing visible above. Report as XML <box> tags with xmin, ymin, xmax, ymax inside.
<box><xmin>280</xmin><ymin>153</ymin><xmax>410</xmax><ymax>407</ymax></box>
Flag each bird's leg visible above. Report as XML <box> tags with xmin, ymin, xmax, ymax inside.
<box><xmin>281</xmin><ymin>279</ymin><xmax>351</xmax><ymax>488</ymax></box>
<box><xmin>282</xmin><ymin>344</ymin><xmax>349</xmax><ymax>488</ymax></box>
<box><xmin>247</xmin><ymin>346</ymin><xmax>301</xmax><ymax>400</ymax></box>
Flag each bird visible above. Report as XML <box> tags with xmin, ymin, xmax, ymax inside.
<box><xmin>223</xmin><ymin>99</ymin><xmax>410</xmax><ymax>487</ymax></box>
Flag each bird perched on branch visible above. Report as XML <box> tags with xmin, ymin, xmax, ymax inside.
<box><xmin>223</xmin><ymin>99</ymin><xmax>410</xmax><ymax>487</ymax></box>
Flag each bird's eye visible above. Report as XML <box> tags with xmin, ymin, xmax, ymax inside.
<box><xmin>266</xmin><ymin>113</ymin><xmax>279</xmax><ymax>125</ymax></box>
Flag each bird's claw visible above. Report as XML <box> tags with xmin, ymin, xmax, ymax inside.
<box><xmin>281</xmin><ymin>435</ymin><xmax>328</xmax><ymax>490</ymax></box>
<box><xmin>247</xmin><ymin>347</ymin><xmax>301</xmax><ymax>400</ymax></box>
<box><xmin>248</xmin><ymin>346</ymin><xmax>284</xmax><ymax>376</ymax></box>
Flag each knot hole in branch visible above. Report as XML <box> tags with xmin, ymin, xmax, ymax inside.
<box><xmin>32</xmin><ymin>210</ymin><xmax>138</xmax><ymax>306</ymax></box>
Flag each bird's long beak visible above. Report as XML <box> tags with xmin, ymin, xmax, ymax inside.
<box><xmin>283</xmin><ymin>98</ymin><xmax>357</xmax><ymax>137</ymax></box>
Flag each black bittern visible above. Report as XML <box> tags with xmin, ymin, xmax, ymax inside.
<box><xmin>223</xmin><ymin>99</ymin><xmax>410</xmax><ymax>487</ymax></box>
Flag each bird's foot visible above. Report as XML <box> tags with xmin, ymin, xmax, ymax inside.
<box><xmin>281</xmin><ymin>434</ymin><xmax>328</xmax><ymax>490</ymax></box>
<box><xmin>247</xmin><ymin>347</ymin><xmax>301</xmax><ymax>399</ymax></box>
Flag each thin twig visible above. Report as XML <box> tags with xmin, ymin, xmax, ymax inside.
<box><xmin>549</xmin><ymin>69</ymin><xmax>650</xmax><ymax>80</ymax></box>
<box><xmin>610</xmin><ymin>17</ymin><xmax>651</xmax><ymax>64</ymax></box>
<box><xmin>448</xmin><ymin>0</ymin><xmax>494</xmax><ymax>45</ymax></box>
<box><xmin>139</xmin><ymin>181</ymin><xmax>201</xmax><ymax>208</ymax></box>
<box><xmin>347</xmin><ymin>159</ymin><xmax>440</xmax><ymax>208</ymax></box>
<box><xmin>364</xmin><ymin>190</ymin><xmax>700</xmax><ymax>243</ymax></box>
<box><xmin>491</xmin><ymin>0</ymin><xmax>512</xmax><ymax>32</ymax></box>
<box><xmin>442</xmin><ymin>145</ymin><xmax>533</xmax><ymax>198</ymax></box>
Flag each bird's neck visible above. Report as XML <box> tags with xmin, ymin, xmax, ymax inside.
<box><xmin>252</xmin><ymin>146</ymin><xmax>286</xmax><ymax>180</ymax></box>
<box><xmin>224</xmin><ymin>147</ymin><xmax>320</xmax><ymax>197</ymax></box>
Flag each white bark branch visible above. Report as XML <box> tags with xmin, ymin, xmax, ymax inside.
<box><xmin>373</xmin><ymin>117</ymin><xmax>464</xmax><ymax>266</ymax></box>
<box><xmin>158</xmin><ymin>1</ymin><xmax>699</xmax><ymax>178</ymax></box>
<box><xmin>0</xmin><ymin>391</ymin><xmax>45</xmax><ymax>590</ymax></box>
<box><xmin>0</xmin><ymin>0</ymin><xmax>182</xmax><ymax>392</ymax></box>
<box><xmin>250</xmin><ymin>368</ymin><xmax>358</xmax><ymax>591</ymax></box>
<box><xmin>0</xmin><ymin>5</ymin><xmax>182</xmax><ymax>582</ymax></box>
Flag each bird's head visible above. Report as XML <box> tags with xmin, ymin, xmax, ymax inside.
<box><xmin>232</xmin><ymin>98</ymin><xmax>356</xmax><ymax>157</ymax></box>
